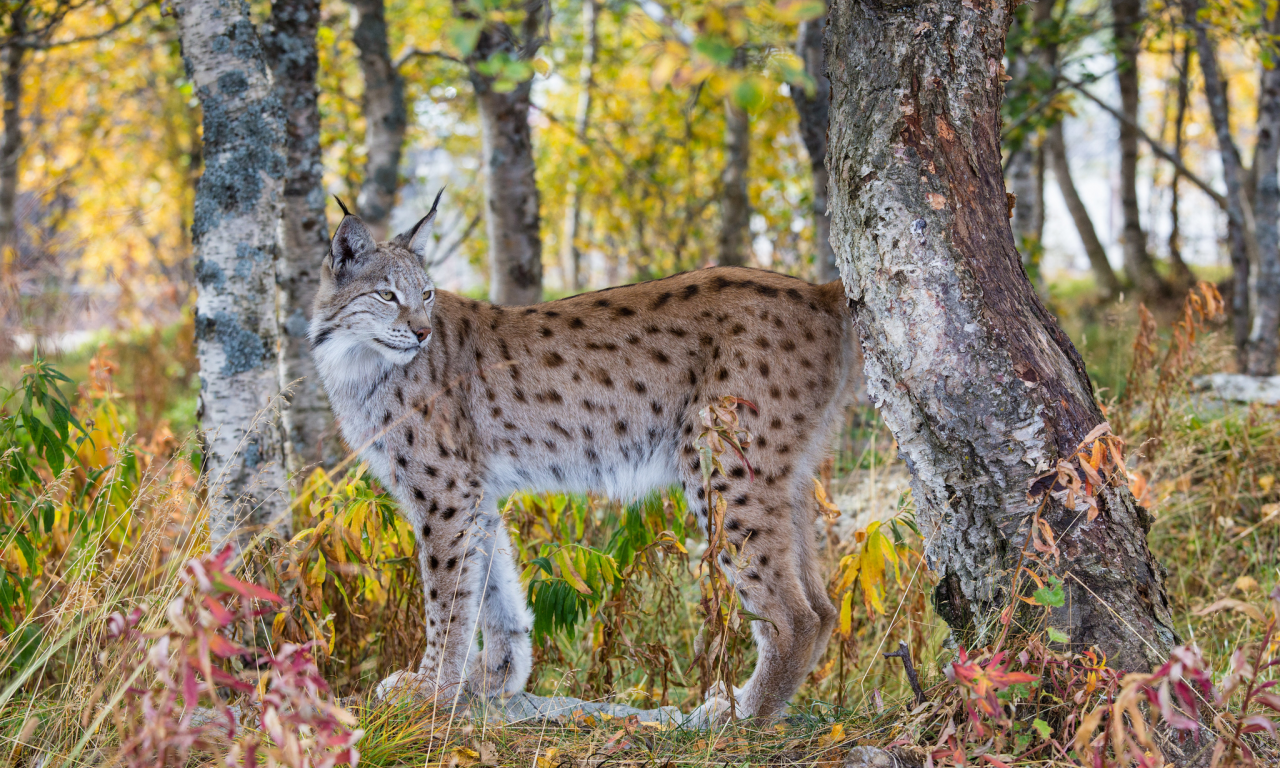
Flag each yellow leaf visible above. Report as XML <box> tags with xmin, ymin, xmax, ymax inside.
<box><xmin>839</xmin><ymin>590</ymin><xmax>852</xmax><ymax>637</ymax></box>
<box><xmin>555</xmin><ymin>549</ymin><xmax>592</xmax><ymax>594</ymax></box>
<box><xmin>820</xmin><ymin>722</ymin><xmax>846</xmax><ymax>747</ymax></box>
<box><xmin>813</xmin><ymin>478</ymin><xmax>841</xmax><ymax>521</ymax></box>
<box><xmin>535</xmin><ymin>748</ymin><xmax>559</xmax><ymax>768</ymax></box>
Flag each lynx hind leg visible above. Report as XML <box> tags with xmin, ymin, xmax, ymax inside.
<box><xmin>466</xmin><ymin>506</ymin><xmax>534</xmax><ymax>697</ymax></box>
<box><xmin>793</xmin><ymin>483</ymin><xmax>838</xmax><ymax>673</ymax></box>
<box><xmin>680</xmin><ymin>467</ymin><xmax>824</xmax><ymax>721</ymax></box>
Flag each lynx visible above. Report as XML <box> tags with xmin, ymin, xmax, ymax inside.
<box><xmin>309</xmin><ymin>199</ymin><xmax>858</xmax><ymax>721</ymax></box>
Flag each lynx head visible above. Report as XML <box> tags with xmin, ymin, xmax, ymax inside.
<box><xmin>309</xmin><ymin>191</ymin><xmax>442</xmax><ymax>377</ymax></box>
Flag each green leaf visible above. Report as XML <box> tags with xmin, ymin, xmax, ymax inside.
<box><xmin>1033</xmin><ymin>576</ymin><xmax>1065</xmax><ymax>608</ymax></box>
<box><xmin>13</xmin><ymin>533</ymin><xmax>35</xmax><ymax>572</ymax></box>
<box><xmin>448</xmin><ymin>20</ymin><xmax>482</xmax><ymax>56</ymax></box>
<box><xmin>1046</xmin><ymin>626</ymin><xmax>1070</xmax><ymax>643</ymax></box>
<box><xmin>693</xmin><ymin>35</ymin><xmax>736</xmax><ymax>65</ymax></box>
<box><xmin>733</xmin><ymin>77</ymin><xmax>765</xmax><ymax>111</ymax></box>
<box><xmin>1033</xmin><ymin>718</ymin><xmax>1052</xmax><ymax>739</ymax></box>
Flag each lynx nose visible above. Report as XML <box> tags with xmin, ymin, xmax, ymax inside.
<box><xmin>413</xmin><ymin>326</ymin><xmax>431</xmax><ymax>343</ymax></box>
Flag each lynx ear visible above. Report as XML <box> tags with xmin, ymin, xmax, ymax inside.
<box><xmin>392</xmin><ymin>187</ymin><xmax>445</xmax><ymax>265</ymax></box>
<box><xmin>330</xmin><ymin>197</ymin><xmax>376</xmax><ymax>272</ymax></box>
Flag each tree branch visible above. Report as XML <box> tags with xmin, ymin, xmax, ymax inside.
<box><xmin>1064</xmin><ymin>77</ymin><xmax>1227</xmax><ymax>210</ymax></box>
<box><xmin>426</xmin><ymin>213</ymin><xmax>481</xmax><ymax>269</ymax></box>
<box><xmin>393</xmin><ymin>46</ymin><xmax>464</xmax><ymax>71</ymax></box>
<box><xmin>29</xmin><ymin>0</ymin><xmax>155</xmax><ymax>50</ymax></box>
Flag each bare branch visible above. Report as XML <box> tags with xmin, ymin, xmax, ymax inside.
<box><xmin>393</xmin><ymin>46</ymin><xmax>464</xmax><ymax>71</ymax></box>
<box><xmin>1064</xmin><ymin>78</ymin><xmax>1227</xmax><ymax>210</ymax></box>
<box><xmin>29</xmin><ymin>0</ymin><xmax>155</xmax><ymax>49</ymax></box>
<box><xmin>426</xmin><ymin>213</ymin><xmax>482</xmax><ymax>269</ymax></box>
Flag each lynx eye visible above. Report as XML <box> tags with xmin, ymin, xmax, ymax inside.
<box><xmin>423</xmin><ymin>289</ymin><xmax>434</xmax><ymax>302</ymax></box>
<box><xmin>377</xmin><ymin>290</ymin><xmax>396</xmax><ymax>302</ymax></box>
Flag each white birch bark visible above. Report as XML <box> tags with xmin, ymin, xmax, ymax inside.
<box><xmin>263</xmin><ymin>0</ymin><xmax>340</xmax><ymax>476</ymax></box>
<box><xmin>177</xmin><ymin>0</ymin><xmax>290</xmax><ymax>548</ymax></box>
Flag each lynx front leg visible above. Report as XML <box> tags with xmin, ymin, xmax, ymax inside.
<box><xmin>378</xmin><ymin>500</ymin><xmax>485</xmax><ymax>703</ymax></box>
<box><xmin>466</xmin><ymin>506</ymin><xmax>533</xmax><ymax>697</ymax></box>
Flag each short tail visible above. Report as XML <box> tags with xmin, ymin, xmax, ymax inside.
<box><xmin>818</xmin><ymin>278</ymin><xmax>865</xmax><ymax>409</ymax></box>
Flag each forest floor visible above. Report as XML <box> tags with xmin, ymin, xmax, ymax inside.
<box><xmin>1</xmin><ymin>284</ymin><xmax>1278</xmax><ymax>766</ymax></box>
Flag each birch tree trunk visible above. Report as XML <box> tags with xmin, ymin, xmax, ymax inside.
<box><xmin>469</xmin><ymin>2</ymin><xmax>545</xmax><ymax>305</ymax></box>
<box><xmin>1047</xmin><ymin>123</ymin><xmax>1123</xmax><ymax>300</ymax></box>
<box><xmin>1248</xmin><ymin>8</ymin><xmax>1280</xmax><ymax>375</ymax></box>
<box><xmin>560</xmin><ymin>0</ymin><xmax>598</xmax><ymax>292</ymax></box>
<box><xmin>177</xmin><ymin>0</ymin><xmax>290</xmax><ymax>548</ymax></box>
<box><xmin>263</xmin><ymin>0</ymin><xmax>339</xmax><ymax>476</ymax></box>
<box><xmin>1113</xmin><ymin>0</ymin><xmax>1168</xmax><ymax>298</ymax></box>
<box><xmin>718</xmin><ymin>50</ymin><xmax>750</xmax><ymax>267</ymax></box>
<box><xmin>0</xmin><ymin>12</ymin><xmax>24</xmax><ymax>251</ymax></box>
<box><xmin>1188</xmin><ymin>0</ymin><xmax>1254</xmax><ymax>371</ymax></box>
<box><xmin>350</xmin><ymin>0</ymin><xmax>405</xmax><ymax>240</ymax></box>
<box><xmin>791</xmin><ymin>7</ymin><xmax>837</xmax><ymax>283</ymax></box>
<box><xmin>826</xmin><ymin>0</ymin><xmax>1177</xmax><ymax>670</ymax></box>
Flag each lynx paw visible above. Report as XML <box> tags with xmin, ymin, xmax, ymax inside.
<box><xmin>374</xmin><ymin>670</ymin><xmax>463</xmax><ymax>703</ymax></box>
<box><xmin>685</xmin><ymin>682</ymin><xmax>746</xmax><ymax>728</ymax></box>
<box><xmin>466</xmin><ymin>646</ymin><xmax>530</xmax><ymax>698</ymax></box>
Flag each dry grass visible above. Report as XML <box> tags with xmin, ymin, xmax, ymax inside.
<box><xmin>1</xmin><ymin>293</ymin><xmax>1277</xmax><ymax>766</ymax></box>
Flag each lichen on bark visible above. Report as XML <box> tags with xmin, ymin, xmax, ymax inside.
<box><xmin>177</xmin><ymin>0</ymin><xmax>290</xmax><ymax>549</ymax></box>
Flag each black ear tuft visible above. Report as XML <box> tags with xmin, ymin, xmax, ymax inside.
<box><xmin>333</xmin><ymin>195</ymin><xmax>353</xmax><ymax>217</ymax></box>
<box><xmin>393</xmin><ymin>186</ymin><xmax>446</xmax><ymax>264</ymax></box>
<box><xmin>330</xmin><ymin>213</ymin><xmax>376</xmax><ymax>272</ymax></box>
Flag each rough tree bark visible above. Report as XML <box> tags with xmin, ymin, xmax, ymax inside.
<box><xmin>1187</xmin><ymin>0</ymin><xmax>1254</xmax><ymax>371</ymax></box>
<box><xmin>1113</xmin><ymin>0</ymin><xmax>1168</xmax><ymax>298</ymax></box>
<box><xmin>0</xmin><ymin>10</ymin><xmax>24</xmax><ymax>250</ymax></box>
<box><xmin>1249</xmin><ymin>8</ymin><xmax>1280</xmax><ymax>375</ymax></box>
<box><xmin>561</xmin><ymin>0</ymin><xmax>599</xmax><ymax>292</ymax></box>
<box><xmin>1047</xmin><ymin>123</ymin><xmax>1123</xmax><ymax>300</ymax></box>
<box><xmin>262</xmin><ymin>0</ymin><xmax>339</xmax><ymax>476</ymax></box>
<box><xmin>826</xmin><ymin>0</ymin><xmax>1177</xmax><ymax>670</ymax></box>
<box><xmin>465</xmin><ymin>0</ymin><xmax>545</xmax><ymax>305</ymax></box>
<box><xmin>176</xmin><ymin>0</ymin><xmax>290</xmax><ymax>547</ymax></box>
<box><xmin>791</xmin><ymin>5</ymin><xmax>837</xmax><ymax>282</ymax></box>
<box><xmin>718</xmin><ymin>50</ymin><xmax>750</xmax><ymax>268</ymax></box>
<box><xmin>350</xmin><ymin>0</ymin><xmax>405</xmax><ymax>240</ymax></box>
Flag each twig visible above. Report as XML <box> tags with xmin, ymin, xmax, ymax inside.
<box><xmin>34</xmin><ymin>1</ymin><xmax>155</xmax><ymax>49</ymax></box>
<box><xmin>883</xmin><ymin>640</ymin><xmax>926</xmax><ymax>706</ymax></box>
<box><xmin>1062</xmin><ymin>77</ymin><xmax>1228</xmax><ymax>211</ymax></box>
<box><xmin>393</xmin><ymin>46</ymin><xmax>465</xmax><ymax>71</ymax></box>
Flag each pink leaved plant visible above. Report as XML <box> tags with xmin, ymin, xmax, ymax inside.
<box><xmin>105</xmin><ymin>546</ymin><xmax>363</xmax><ymax>767</ymax></box>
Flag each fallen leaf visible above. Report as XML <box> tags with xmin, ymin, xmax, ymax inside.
<box><xmin>1235</xmin><ymin>576</ymin><xmax>1259</xmax><ymax>593</ymax></box>
<box><xmin>1192</xmin><ymin>598</ymin><xmax>1264</xmax><ymax>622</ymax></box>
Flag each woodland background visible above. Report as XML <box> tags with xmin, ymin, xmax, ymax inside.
<box><xmin>0</xmin><ymin>0</ymin><xmax>1278</xmax><ymax>765</ymax></box>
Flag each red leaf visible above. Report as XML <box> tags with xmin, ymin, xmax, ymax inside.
<box><xmin>215</xmin><ymin>572</ymin><xmax>283</xmax><ymax>603</ymax></box>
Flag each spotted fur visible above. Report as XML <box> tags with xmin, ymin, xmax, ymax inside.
<box><xmin>309</xmin><ymin>205</ymin><xmax>857</xmax><ymax>720</ymax></box>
